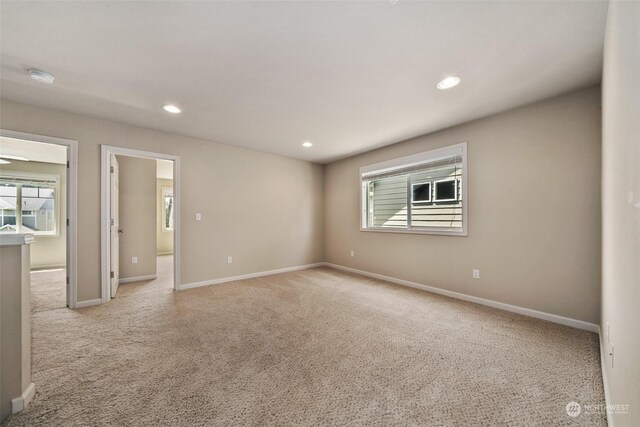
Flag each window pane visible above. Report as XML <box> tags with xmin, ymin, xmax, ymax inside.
<box><xmin>0</xmin><ymin>183</ymin><xmax>18</xmax><ymax>233</ymax></box>
<box><xmin>0</xmin><ymin>184</ymin><xmax>17</xmax><ymax>197</ymax></box>
<box><xmin>39</xmin><ymin>188</ymin><xmax>54</xmax><ymax>198</ymax></box>
<box><xmin>409</xmin><ymin>162</ymin><xmax>462</xmax><ymax>229</ymax></box>
<box><xmin>22</xmin><ymin>184</ymin><xmax>55</xmax><ymax>233</ymax></box>
<box><xmin>412</xmin><ymin>183</ymin><xmax>431</xmax><ymax>203</ymax></box>
<box><xmin>22</xmin><ymin>185</ymin><xmax>38</xmax><ymax>197</ymax></box>
<box><xmin>368</xmin><ymin>175</ymin><xmax>407</xmax><ymax>228</ymax></box>
<box><xmin>434</xmin><ymin>179</ymin><xmax>456</xmax><ymax>201</ymax></box>
<box><xmin>164</xmin><ymin>193</ymin><xmax>174</xmax><ymax>230</ymax></box>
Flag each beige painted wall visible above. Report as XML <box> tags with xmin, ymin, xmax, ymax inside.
<box><xmin>0</xmin><ymin>241</ymin><xmax>31</xmax><ymax>421</ymax></box>
<box><xmin>0</xmin><ymin>160</ymin><xmax>66</xmax><ymax>269</ymax></box>
<box><xmin>601</xmin><ymin>1</ymin><xmax>640</xmax><ymax>424</ymax></box>
<box><xmin>156</xmin><ymin>178</ymin><xmax>174</xmax><ymax>255</ymax></box>
<box><xmin>117</xmin><ymin>155</ymin><xmax>157</xmax><ymax>280</ymax></box>
<box><xmin>0</xmin><ymin>100</ymin><xmax>324</xmax><ymax>301</ymax></box>
<box><xmin>324</xmin><ymin>87</ymin><xmax>601</xmax><ymax>324</ymax></box>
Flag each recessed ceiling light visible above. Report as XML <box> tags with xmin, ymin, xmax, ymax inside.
<box><xmin>0</xmin><ymin>154</ymin><xmax>29</xmax><ymax>161</ymax></box>
<box><xmin>437</xmin><ymin>76</ymin><xmax>461</xmax><ymax>90</ymax></box>
<box><xmin>302</xmin><ymin>141</ymin><xmax>313</xmax><ymax>147</ymax></box>
<box><xmin>27</xmin><ymin>69</ymin><xmax>55</xmax><ymax>84</ymax></box>
<box><xmin>162</xmin><ymin>104</ymin><xmax>181</xmax><ymax>114</ymax></box>
<box><xmin>0</xmin><ymin>159</ymin><xmax>10</xmax><ymax>165</ymax></box>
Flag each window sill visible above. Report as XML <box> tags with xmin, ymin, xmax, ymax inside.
<box><xmin>360</xmin><ymin>227</ymin><xmax>467</xmax><ymax>237</ymax></box>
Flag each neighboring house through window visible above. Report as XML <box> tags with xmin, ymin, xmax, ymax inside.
<box><xmin>360</xmin><ymin>142</ymin><xmax>467</xmax><ymax>236</ymax></box>
<box><xmin>0</xmin><ymin>172</ymin><xmax>59</xmax><ymax>235</ymax></box>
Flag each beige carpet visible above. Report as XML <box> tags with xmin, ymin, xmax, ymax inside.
<box><xmin>30</xmin><ymin>268</ymin><xmax>66</xmax><ymax>313</ymax></box>
<box><xmin>5</xmin><ymin>257</ymin><xmax>605</xmax><ymax>426</ymax></box>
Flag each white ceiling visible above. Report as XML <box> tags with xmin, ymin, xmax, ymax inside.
<box><xmin>0</xmin><ymin>1</ymin><xmax>607</xmax><ymax>163</ymax></box>
<box><xmin>0</xmin><ymin>136</ymin><xmax>67</xmax><ymax>165</ymax></box>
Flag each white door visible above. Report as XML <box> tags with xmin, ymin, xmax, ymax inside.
<box><xmin>110</xmin><ymin>155</ymin><xmax>120</xmax><ymax>297</ymax></box>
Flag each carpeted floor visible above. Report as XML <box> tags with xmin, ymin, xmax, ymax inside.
<box><xmin>30</xmin><ymin>268</ymin><xmax>66</xmax><ymax>312</ymax></box>
<box><xmin>5</xmin><ymin>256</ymin><xmax>606</xmax><ymax>426</ymax></box>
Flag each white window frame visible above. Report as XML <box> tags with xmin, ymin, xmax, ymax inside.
<box><xmin>433</xmin><ymin>177</ymin><xmax>458</xmax><ymax>202</ymax></box>
<box><xmin>161</xmin><ymin>186</ymin><xmax>174</xmax><ymax>232</ymax></box>
<box><xmin>360</xmin><ymin>142</ymin><xmax>467</xmax><ymax>236</ymax></box>
<box><xmin>411</xmin><ymin>181</ymin><xmax>432</xmax><ymax>204</ymax></box>
<box><xmin>0</xmin><ymin>171</ymin><xmax>60</xmax><ymax>236</ymax></box>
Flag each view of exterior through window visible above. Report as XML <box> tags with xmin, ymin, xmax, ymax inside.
<box><xmin>162</xmin><ymin>187</ymin><xmax>174</xmax><ymax>231</ymax></box>
<box><xmin>361</xmin><ymin>143</ymin><xmax>466</xmax><ymax>235</ymax></box>
<box><xmin>0</xmin><ymin>174</ymin><xmax>58</xmax><ymax>235</ymax></box>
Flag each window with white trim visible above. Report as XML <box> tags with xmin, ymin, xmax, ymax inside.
<box><xmin>0</xmin><ymin>173</ymin><xmax>59</xmax><ymax>235</ymax></box>
<box><xmin>360</xmin><ymin>142</ymin><xmax>467</xmax><ymax>236</ymax></box>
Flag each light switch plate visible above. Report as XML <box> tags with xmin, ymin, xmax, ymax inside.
<box><xmin>195</xmin><ymin>213</ymin><xmax>201</xmax><ymax>221</ymax></box>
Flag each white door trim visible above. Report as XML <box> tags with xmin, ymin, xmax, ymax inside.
<box><xmin>0</xmin><ymin>129</ymin><xmax>79</xmax><ymax>309</ymax></box>
<box><xmin>100</xmin><ymin>145</ymin><xmax>180</xmax><ymax>302</ymax></box>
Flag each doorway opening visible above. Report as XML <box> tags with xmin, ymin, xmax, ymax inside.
<box><xmin>101</xmin><ymin>146</ymin><xmax>180</xmax><ymax>302</ymax></box>
<box><xmin>0</xmin><ymin>130</ymin><xmax>78</xmax><ymax>309</ymax></box>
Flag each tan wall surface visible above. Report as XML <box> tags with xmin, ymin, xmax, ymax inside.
<box><xmin>324</xmin><ymin>87</ymin><xmax>602</xmax><ymax>324</ymax></box>
<box><xmin>601</xmin><ymin>1</ymin><xmax>640</xmax><ymax>424</ymax></box>
<box><xmin>0</xmin><ymin>100</ymin><xmax>325</xmax><ymax>301</ymax></box>
<box><xmin>156</xmin><ymin>178</ymin><xmax>174</xmax><ymax>255</ymax></box>
<box><xmin>0</xmin><ymin>242</ymin><xmax>31</xmax><ymax>421</ymax></box>
<box><xmin>116</xmin><ymin>155</ymin><xmax>157</xmax><ymax>279</ymax></box>
<box><xmin>0</xmin><ymin>160</ymin><xmax>66</xmax><ymax>269</ymax></box>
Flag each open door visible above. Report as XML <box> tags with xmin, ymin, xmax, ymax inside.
<box><xmin>110</xmin><ymin>154</ymin><xmax>120</xmax><ymax>297</ymax></box>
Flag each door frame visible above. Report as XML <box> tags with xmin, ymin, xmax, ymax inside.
<box><xmin>0</xmin><ymin>129</ymin><xmax>79</xmax><ymax>309</ymax></box>
<box><xmin>100</xmin><ymin>145</ymin><xmax>180</xmax><ymax>303</ymax></box>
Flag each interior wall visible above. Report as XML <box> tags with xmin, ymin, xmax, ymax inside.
<box><xmin>0</xmin><ymin>160</ymin><xmax>66</xmax><ymax>269</ymax></box>
<box><xmin>156</xmin><ymin>178</ymin><xmax>174</xmax><ymax>255</ymax></box>
<box><xmin>116</xmin><ymin>155</ymin><xmax>157</xmax><ymax>280</ymax></box>
<box><xmin>324</xmin><ymin>87</ymin><xmax>602</xmax><ymax>324</ymax></box>
<box><xmin>0</xmin><ymin>100</ymin><xmax>324</xmax><ymax>301</ymax></box>
<box><xmin>601</xmin><ymin>1</ymin><xmax>640</xmax><ymax>425</ymax></box>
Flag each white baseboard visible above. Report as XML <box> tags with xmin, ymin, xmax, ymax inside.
<box><xmin>30</xmin><ymin>265</ymin><xmax>65</xmax><ymax>272</ymax></box>
<box><xmin>324</xmin><ymin>263</ymin><xmax>599</xmax><ymax>333</ymax></box>
<box><xmin>11</xmin><ymin>382</ymin><xmax>35</xmax><ymax>414</ymax></box>
<box><xmin>599</xmin><ymin>326</ymin><xmax>614</xmax><ymax>427</ymax></box>
<box><xmin>178</xmin><ymin>263</ymin><xmax>325</xmax><ymax>291</ymax></box>
<box><xmin>119</xmin><ymin>275</ymin><xmax>157</xmax><ymax>284</ymax></box>
<box><xmin>75</xmin><ymin>298</ymin><xmax>102</xmax><ymax>309</ymax></box>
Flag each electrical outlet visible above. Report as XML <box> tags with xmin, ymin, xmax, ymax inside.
<box><xmin>472</xmin><ymin>269</ymin><xmax>480</xmax><ymax>279</ymax></box>
<box><xmin>350</xmin><ymin>250</ymin><xmax>355</xmax><ymax>257</ymax></box>
<box><xmin>227</xmin><ymin>256</ymin><xmax>233</xmax><ymax>264</ymax></box>
<box><xmin>195</xmin><ymin>213</ymin><xmax>202</xmax><ymax>221</ymax></box>
<box><xmin>132</xmin><ymin>256</ymin><xmax>138</xmax><ymax>264</ymax></box>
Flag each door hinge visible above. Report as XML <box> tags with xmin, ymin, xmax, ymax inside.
<box><xmin>67</xmin><ymin>161</ymin><xmax>70</xmax><ymax>168</ymax></box>
<box><xmin>110</xmin><ymin>218</ymin><xmax>114</xmax><ymax>226</ymax></box>
<box><xmin>110</xmin><ymin>166</ymin><xmax>114</xmax><ymax>173</ymax></box>
<box><xmin>66</xmin><ymin>276</ymin><xmax>69</xmax><ymax>284</ymax></box>
<box><xmin>66</xmin><ymin>218</ymin><xmax>69</xmax><ymax>226</ymax></box>
<box><xmin>110</xmin><ymin>271</ymin><xmax>114</xmax><ymax>279</ymax></box>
